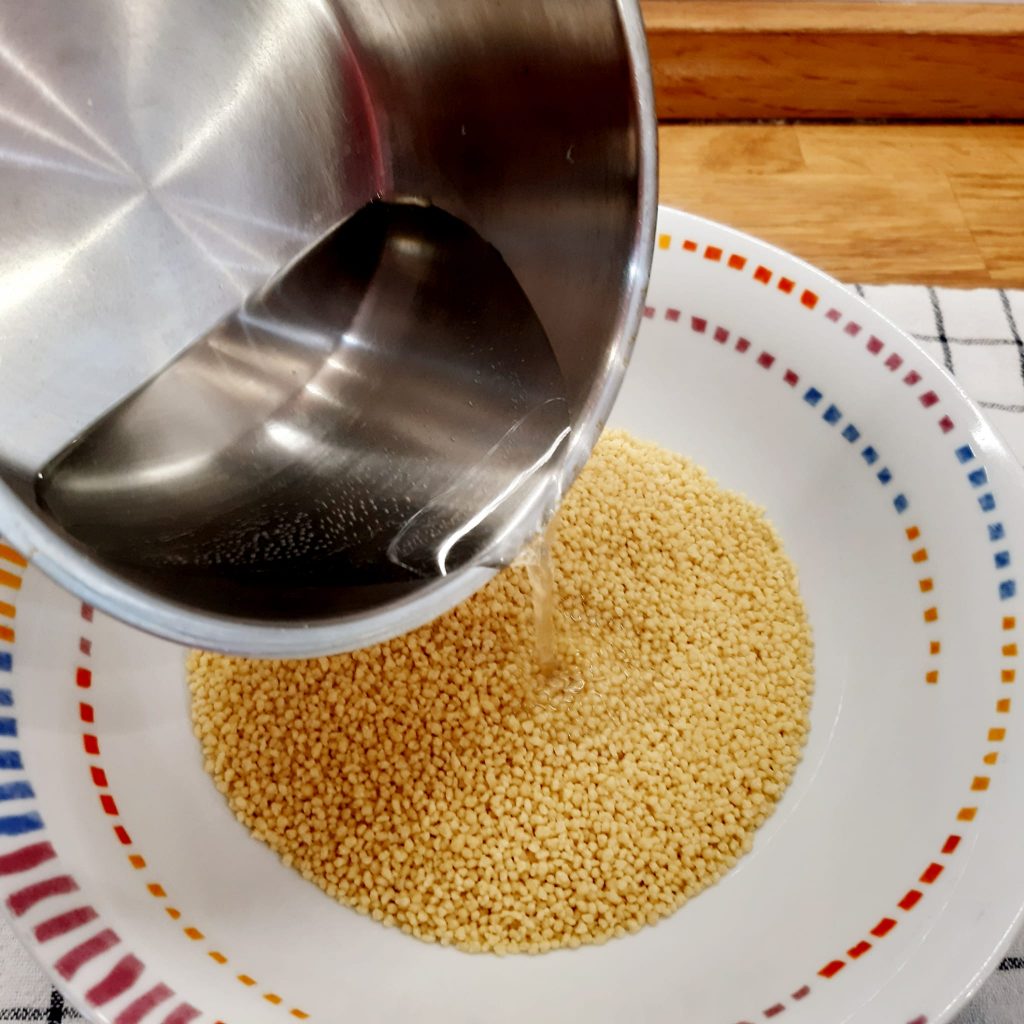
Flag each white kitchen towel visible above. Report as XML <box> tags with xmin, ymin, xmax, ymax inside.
<box><xmin>0</xmin><ymin>284</ymin><xmax>1021</xmax><ymax>1023</ymax></box>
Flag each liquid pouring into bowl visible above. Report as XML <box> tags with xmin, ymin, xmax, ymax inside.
<box><xmin>35</xmin><ymin>199</ymin><xmax>572</xmax><ymax>623</ymax></box>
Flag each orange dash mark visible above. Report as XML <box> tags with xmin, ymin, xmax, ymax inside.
<box><xmin>984</xmin><ymin>751</ymin><xmax>999</xmax><ymax>765</ymax></box>
<box><xmin>989</xmin><ymin>727</ymin><xmax>1006</xmax><ymax>742</ymax></box>
<box><xmin>1004</xmin><ymin>644</ymin><xmax>1018</xmax><ymax>656</ymax></box>
<box><xmin>0</xmin><ymin>601</ymin><xmax>14</xmax><ymax>619</ymax></box>
<box><xmin>727</xmin><ymin>254</ymin><xmax>746</xmax><ymax>270</ymax></box>
<box><xmin>971</xmin><ymin>776</ymin><xmax>990</xmax><ymax>791</ymax></box>
<box><xmin>911</xmin><ymin>548</ymin><xmax>928</xmax><ymax>563</ymax></box>
<box><xmin>0</xmin><ymin>625</ymin><xmax>13</xmax><ymax>643</ymax></box>
<box><xmin>1002</xmin><ymin>669</ymin><xmax>1016</xmax><ymax>683</ymax></box>
<box><xmin>264</xmin><ymin>994</ymin><xmax>283</xmax><ymax>1005</ymax></box>
<box><xmin>930</xmin><ymin>641</ymin><xmax>941</xmax><ymax>655</ymax></box>
<box><xmin>958</xmin><ymin>807</ymin><xmax>978</xmax><ymax>822</ymax></box>
<box><xmin>165</xmin><ymin>907</ymin><xmax>181</xmax><ymax>921</ymax></box>
<box><xmin>754</xmin><ymin>265</ymin><xmax>772</xmax><ymax>285</ymax></box>
<box><xmin>290</xmin><ymin>1012</ymin><xmax>310</xmax><ymax>1021</ymax></box>
<box><xmin>147</xmin><ymin>883</ymin><xmax>166</xmax><ymax>898</ymax></box>
<box><xmin>997</xmin><ymin>698</ymin><xmax>1012</xmax><ymax>712</ymax></box>
<box><xmin>0</xmin><ymin>545</ymin><xmax>27</xmax><ymax>568</ymax></box>
<box><xmin>238</xmin><ymin>974</ymin><xmax>257</xmax><ymax>987</ymax></box>
<box><xmin>184</xmin><ymin>927</ymin><xmax>204</xmax><ymax>941</ymax></box>
<box><xmin>919</xmin><ymin>578</ymin><xmax>934</xmax><ymax>592</ymax></box>
<box><xmin>924</xmin><ymin>608</ymin><xmax>938</xmax><ymax>623</ymax></box>
<box><xmin>925</xmin><ymin>670</ymin><xmax>939</xmax><ymax>684</ymax></box>
<box><xmin>128</xmin><ymin>855</ymin><xmax>146</xmax><ymax>870</ymax></box>
<box><xmin>906</xmin><ymin>526</ymin><xmax>921</xmax><ymax>541</ymax></box>
<box><xmin>683</xmin><ymin>239</ymin><xmax>698</xmax><ymax>252</ymax></box>
<box><xmin>704</xmin><ymin>245</ymin><xmax>723</xmax><ymax>262</ymax></box>
<box><xmin>1004</xmin><ymin>616</ymin><xmax>1017</xmax><ymax>630</ymax></box>
<box><xmin>0</xmin><ymin>569</ymin><xmax>22</xmax><ymax>591</ymax></box>
<box><xmin>209</xmin><ymin>951</ymin><xmax>228</xmax><ymax>964</ymax></box>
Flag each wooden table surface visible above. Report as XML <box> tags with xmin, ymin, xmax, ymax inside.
<box><xmin>659</xmin><ymin>123</ymin><xmax>1024</xmax><ymax>288</ymax></box>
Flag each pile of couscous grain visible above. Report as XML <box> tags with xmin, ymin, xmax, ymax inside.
<box><xmin>189</xmin><ymin>430</ymin><xmax>813</xmax><ymax>954</ymax></box>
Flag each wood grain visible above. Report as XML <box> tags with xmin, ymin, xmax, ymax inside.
<box><xmin>643</xmin><ymin>1</ymin><xmax>1024</xmax><ymax>120</ymax></box>
<box><xmin>658</xmin><ymin>124</ymin><xmax>1024</xmax><ymax>286</ymax></box>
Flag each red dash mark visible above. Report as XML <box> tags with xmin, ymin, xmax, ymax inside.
<box><xmin>0</xmin><ymin>842</ymin><xmax>56</xmax><ymax>876</ymax></box>
<box><xmin>764</xmin><ymin>1004</ymin><xmax>785</xmax><ymax>1018</ymax></box>
<box><xmin>736</xmin><ymin>338</ymin><xmax>751</xmax><ymax>353</ymax></box>
<box><xmin>899</xmin><ymin>889</ymin><xmax>923</xmax><ymax>910</ymax></box>
<box><xmin>83</xmin><ymin>735</ymin><xmax>100</xmax><ymax>755</ymax></box>
<box><xmin>919</xmin><ymin>391</ymin><xmax>939</xmax><ymax>408</ymax></box>
<box><xmin>904</xmin><ymin>370</ymin><xmax>922</xmax><ymax>385</ymax></box>
<box><xmin>871</xmin><ymin>917</ymin><xmax>897</xmax><ymax>938</ymax></box>
<box><xmin>801</xmin><ymin>290</ymin><xmax>818</xmax><ymax>309</ymax></box>
<box><xmin>86</xmin><ymin>954</ymin><xmax>145</xmax><ymax>1006</ymax></box>
<box><xmin>91</xmin><ymin>766</ymin><xmax>108</xmax><ymax>788</ymax></box>
<box><xmin>162</xmin><ymin>1007</ymin><xmax>201</xmax><ymax>1024</ymax></box>
<box><xmin>705</xmin><ymin>246</ymin><xmax>723</xmax><ymax>262</ymax></box>
<box><xmin>714</xmin><ymin>326</ymin><xmax>729</xmax><ymax>344</ymax></box>
<box><xmin>777</xmin><ymin>278</ymin><xmax>795</xmax><ymax>294</ymax></box>
<box><xmin>907</xmin><ymin>1017</ymin><xmax>928</xmax><ymax>1024</ymax></box>
<box><xmin>920</xmin><ymin>863</ymin><xmax>944</xmax><ymax>884</ymax></box>
<box><xmin>683</xmin><ymin>240</ymin><xmax>698</xmax><ymax>252</ymax></box>
<box><xmin>643</xmin><ymin>306</ymin><xmax>654</xmax><ymax>319</ymax></box>
<box><xmin>100</xmin><ymin>794</ymin><xmax>119</xmax><ymax>816</ymax></box>
<box><xmin>665</xmin><ymin>308</ymin><xmax>680</xmax><ymax>322</ymax></box>
<box><xmin>114</xmin><ymin>826</ymin><xmax>133</xmax><ymax>846</ymax></box>
<box><xmin>79</xmin><ymin>703</ymin><xmax>94</xmax><ymax>724</ymax></box>
<box><xmin>113</xmin><ymin>983</ymin><xmax>173</xmax><ymax>1024</ymax></box>
<box><xmin>754</xmin><ymin>266</ymin><xmax>772</xmax><ymax>285</ymax></box>
<box><xmin>942</xmin><ymin>835</ymin><xmax>962</xmax><ymax>855</ymax></box>
<box><xmin>76</xmin><ymin>667</ymin><xmax>92</xmax><ymax>689</ymax></box>
<box><xmin>819</xmin><ymin>960</ymin><xmax>845</xmax><ymax>979</ymax></box>
<box><xmin>939</xmin><ymin>416</ymin><xmax>955</xmax><ymax>433</ymax></box>
<box><xmin>7</xmin><ymin>875</ymin><xmax>78</xmax><ymax>917</ymax></box>
<box><xmin>55</xmin><ymin>929</ymin><xmax>120</xmax><ymax>981</ymax></box>
<box><xmin>848</xmin><ymin>940</ymin><xmax>872</xmax><ymax>959</ymax></box>
<box><xmin>79</xmin><ymin>638</ymin><xmax>91</xmax><ymax>656</ymax></box>
<box><xmin>866</xmin><ymin>337</ymin><xmax>883</xmax><ymax>355</ymax></box>
<box><xmin>791</xmin><ymin>987</ymin><xmax>810</xmax><ymax>1001</ymax></box>
<box><xmin>757</xmin><ymin>352</ymin><xmax>776</xmax><ymax>370</ymax></box>
<box><xmin>845</xmin><ymin>321</ymin><xmax>862</xmax><ymax>336</ymax></box>
<box><xmin>691</xmin><ymin>317</ymin><xmax>708</xmax><ymax>333</ymax></box>
<box><xmin>784</xmin><ymin>370</ymin><xmax>799</xmax><ymax>387</ymax></box>
<box><xmin>885</xmin><ymin>353</ymin><xmax>904</xmax><ymax>371</ymax></box>
<box><xmin>728</xmin><ymin>254</ymin><xmax>746</xmax><ymax>270</ymax></box>
<box><xmin>80</xmin><ymin>603</ymin><xmax>94</xmax><ymax>622</ymax></box>
<box><xmin>35</xmin><ymin>906</ymin><xmax>99</xmax><ymax>943</ymax></box>
<box><xmin>826</xmin><ymin>308</ymin><xmax>842</xmax><ymax>323</ymax></box>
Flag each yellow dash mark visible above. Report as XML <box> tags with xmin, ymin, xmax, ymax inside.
<box><xmin>958</xmin><ymin>806</ymin><xmax>978</xmax><ymax>822</ymax></box>
<box><xmin>1004</xmin><ymin>644</ymin><xmax>1019</xmax><ymax>657</ymax></box>
<box><xmin>989</xmin><ymin>727</ymin><xmax>1007</xmax><ymax>742</ymax></box>
<box><xmin>0</xmin><ymin>569</ymin><xmax>22</xmax><ymax>591</ymax></box>
<box><xmin>0</xmin><ymin>601</ymin><xmax>13</xmax><ymax>619</ymax></box>
<box><xmin>0</xmin><ymin>545</ymin><xmax>27</xmax><ymax>568</ymax></box>
<box><xmin>147</xmin><ymin>883</ymin><xmax>166</xmax><ymax>898</ymax></box>
<box><xmin>208</xmin><ymin>951</ymin><xmax>228</xmax><ymax>964</ymax></box>
<box><xmin>971</xmin><ymin>776</ymin><xmax>990</xmax><ymax>791</ymax></box>
<box><xmin>184</xmin><ymin>927</ymin><xmax>204</xmax><ymax>940</ymax></box>
<box><xmin>984</xmin><ymin>752</ymin><xmax>999</xmax><ymax>765</ymax></box>
<box><xmin>658</xmin><ymin>234</ymin><xmax>671</xmax><ymax>250</ymax></box>
<box><xmin>128</xmin><ymin>854</ymin><xmax>146</xmax><ymax>870</ymax></box>
<box><xmin>264</xmin><ymin>994</ymin><xmax>283</xmax><ymax>1005</ymax></box>
<box><xmin>165</xmin><ymin>907</ymin><xmax>181</xmax><ymax>921</ymax></box>
<box><xmin>237</xmin><ymin>974</ymin><xmax>257</xmax><ymax>987</ymax></box>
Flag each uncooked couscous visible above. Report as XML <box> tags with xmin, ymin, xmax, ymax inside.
<box><xmin>189</xmin><ymin>430</ymin><xmax>813</xmax><ymax>953</ymax></box>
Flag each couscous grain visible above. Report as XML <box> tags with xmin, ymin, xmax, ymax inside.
<box><xmin>189</xmin><ymin>431</ymin><xmax>813</xmax><ymax>954</ymax></box>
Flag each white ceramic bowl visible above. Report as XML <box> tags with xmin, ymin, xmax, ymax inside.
<box><xmin>0</xmin><ymin>206</ymin><xmax>1021</xmax><ymax>1024</ymax></box>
